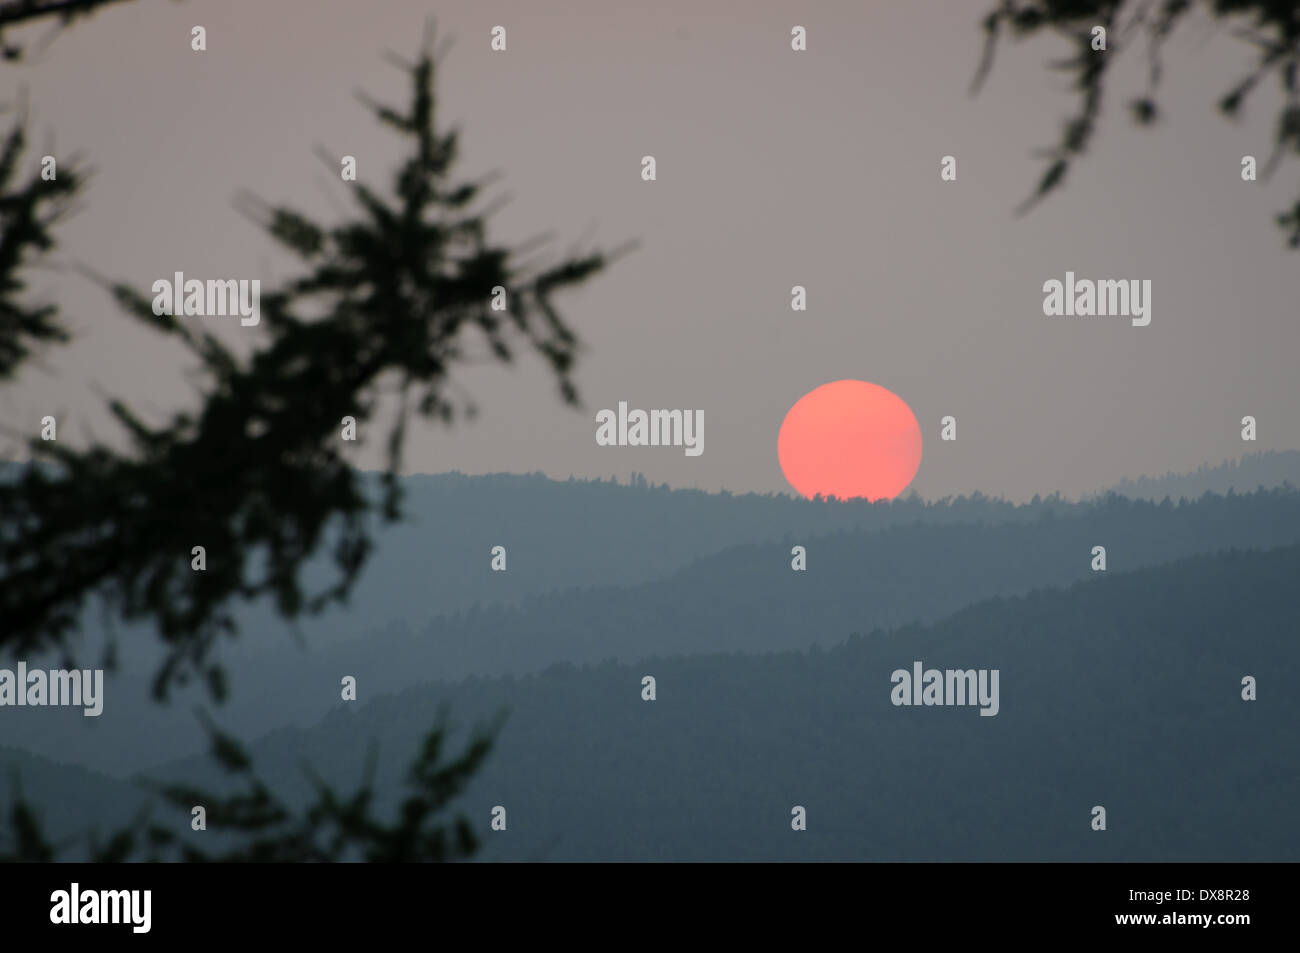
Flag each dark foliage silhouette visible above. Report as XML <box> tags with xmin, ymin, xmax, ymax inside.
<box><xmin>0</xmin><ymin>0</ymin><xmax>146</xmax><ymax>59</ymax></box>
<box><xmin>3</xmin><ymin>711</ymin><xmax>499</xmax><ymax>862</ymax></box>
<box><xmin>1</xmin><ymin>33</ymin><xmax>619</xmax><ymax>702</ymax></box>
<box><xmin>0</xmin><ymin>106</ymin><xmax>83</xmax><ymax>378</ymax></box>
<box><xmin>0</xmin><ymin>26</ymin><xmax>618</xmax><ymax>862</ymax></box>
<box><xmin>973</xmin><ymin>0</ymin><xmax>1300</xmax><ymax>245</ymax></box>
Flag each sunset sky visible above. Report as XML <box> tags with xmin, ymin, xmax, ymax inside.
<box><xmin>5</xmin><ymin>0</ymin><xmax>1296</xmax><ymax>501</ymax></box>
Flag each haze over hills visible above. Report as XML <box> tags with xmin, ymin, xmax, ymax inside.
<box><xmin>10</xmin><ymin>542</ymin><xmax>1296</xmax><ymax>861</ymax></box>
<box><xmin>4</xmin><ymin>479</ymin><xmax>1300</xmax><ymax>777</ymax></box>
<box><xmin>3</xmin><ymin>453</ymin><xmax>1299</xmax><ymax>804</ymax></box>
<box><xmin>6</xmin><ymin>449</ymin><xmax>1299</xmax><ymax>650</ymax></box>
<box><xmin>1096</xmin><ymin>451</ymin><xmax>1300</xmax><ymax>501</ymax></box>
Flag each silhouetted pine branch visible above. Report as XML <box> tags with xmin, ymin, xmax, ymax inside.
<box><xmin>0</xmin><ymin>33</ymin><xmax>620</xmax><ymax>701</ymax></box>
<box><xmin>973</xmin><ymin>0</ymin><xmax>1300</xmax><ymax>247</ymax></box>
<box><xmin>0</xmin><ymin>710</ymin><xmax>501</xmax><ymax>862</ymax></box>
<box><xmin>0</xmin><ymin>0</ymin><xmax>147</xmax><ymax>59</ymax></box>
<box><xmin>0</xmin><ymin>101</ymin><xmax>84</xmax><ymax>378</ymax></box>
<box><xmin>0</xmin><ymin>24</ymin><xmax>578</xmax><ymax>864</ymax></box>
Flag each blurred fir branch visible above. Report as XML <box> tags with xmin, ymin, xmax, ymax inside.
<box><xmin>1</xmin><ymin>710</ymin><xmax>502</xmax><ymax>862</ymax></box>
<box><xmin>0</xmin><ymin>30</ymin><xmax>623</xmax><ymax>701</ymax></box>
<box><xmin>973</xmin><ymin>0</ymin><xmax>1300</xmax><ymax>247</ymax></box>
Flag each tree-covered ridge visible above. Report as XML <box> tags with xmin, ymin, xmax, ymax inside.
<box><xmin>7</xmin><ymin>541</ymin><xmax>1294</xmax><ymax>861</ymax></box>
<box><xmin>6</xmin><ymin>481</ymin><xmax>1300</xmax><ymax>778</ymax></box>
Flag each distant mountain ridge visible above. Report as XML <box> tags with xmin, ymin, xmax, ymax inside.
<box><xmin>9</xmin><ymin>542</ymin><xmax>1296</xmax><ymax>861</ymax></box>
<box><xmin>5</xmin><ymin>484</ymin><xmax>1300</xmax><ymax>777</ymax></box>
<box><xmin>1097</xmin><ymin>450</ymin><xmax>1300</xmax><ymax>501</ymax></box>
<box><xmin>182</xmin><ymin>542</ymin><xmax>1300</xmax><ymax>861</ymax></box>
<box><xmin>3</xmin><ymin>451</ymin><xmax>1294</xmax><ymax>650</ymax></box>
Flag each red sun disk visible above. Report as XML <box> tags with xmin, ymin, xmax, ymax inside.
<box><xmin>778</xmin><ymin>380</ymin><xmax>923</xmax><ymax>502</ymax></box>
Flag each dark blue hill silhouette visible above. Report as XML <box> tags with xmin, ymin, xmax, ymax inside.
<box><xmin>1098</xmin><ymin>450</ymin><xmax>1300</xmax><ymax>501</ymax></box>
<box><xmin>6</xmin><ymin>542</ymin><xmax>1298</xmax><ymax>861</ymax></box>
<box><xmin>4</xmin><ymin>484</ymin><xmax>1300</xmax><ymax>776</ymax></box>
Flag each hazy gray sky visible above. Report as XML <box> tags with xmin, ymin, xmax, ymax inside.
<box><xmin>5</xmin><ymin>0</ymin><xmax>1296</xmax><ymax>501</ymax></box>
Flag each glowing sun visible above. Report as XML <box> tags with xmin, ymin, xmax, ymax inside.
<box><xmin>778</xmin><ymin>380</ymin><xmax>922</xmax><ymax>501</ymax></box>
